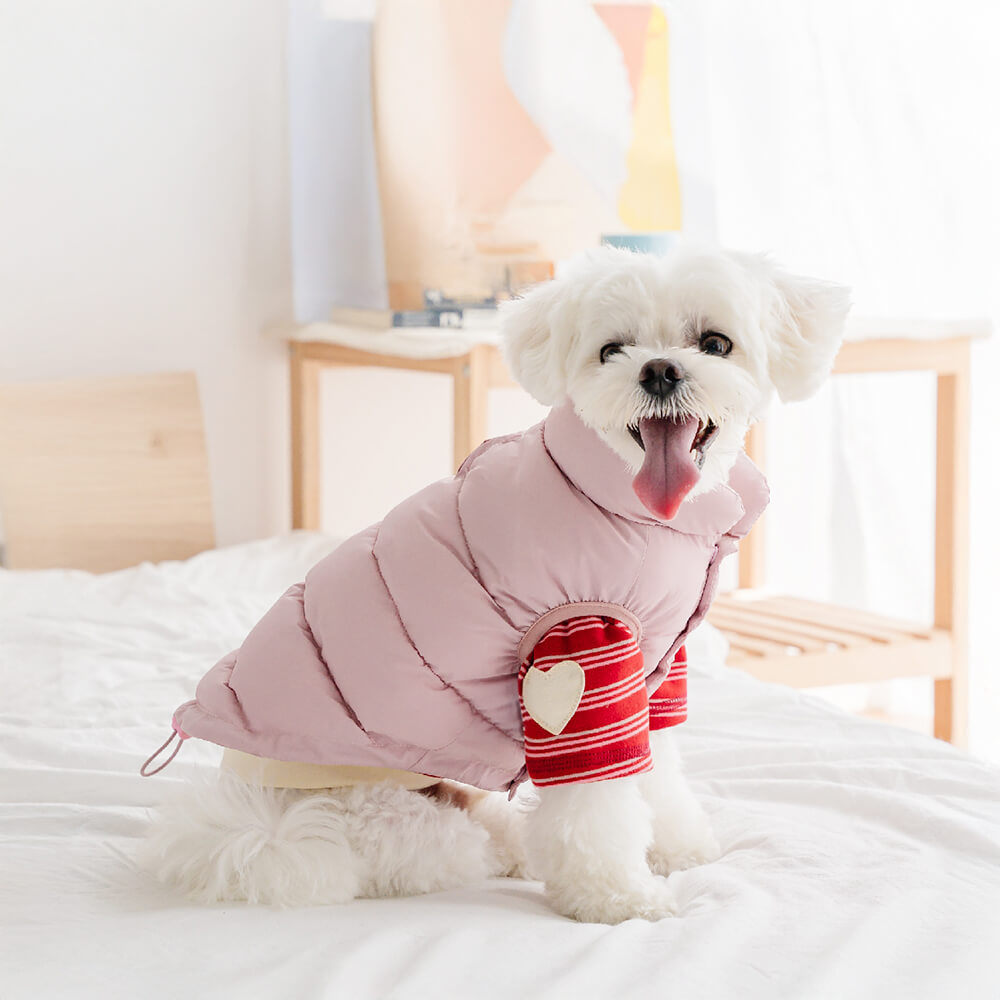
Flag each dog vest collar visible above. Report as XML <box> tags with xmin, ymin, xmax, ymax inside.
<box><xmin>542</xmin><ymin>402</ymin><xmax>759</xmax><ymax>537</ymax></box>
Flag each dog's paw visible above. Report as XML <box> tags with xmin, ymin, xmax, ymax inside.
<box><xmin>647</xmin><ymin>821</ymin><xmax>721</xmax><ymax>876</ymax></box>
<box><xmin>548</xmin><ymin>875</ymin><xmax>677</xmax><ymax>924</ymax></box>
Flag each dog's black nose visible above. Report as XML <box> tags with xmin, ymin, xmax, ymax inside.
<box><xmin>639</xmin><ymin>359</ymin><xmax>684</xmax><ymax>398</ymax></box>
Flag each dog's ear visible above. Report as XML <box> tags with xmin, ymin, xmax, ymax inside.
<box><xmin>765</xmin><ymin>266</ymin><xmax>852</xmax><ymax>403</ymax></box>
<box><xmin>499</xmin><ymin>280</ymin><xmax>568</xmax><ymax>405</ymax></box>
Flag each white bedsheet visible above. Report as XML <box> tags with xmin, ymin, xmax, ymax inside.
<box><xmin>1</xmin><ymin>534</ymin><xmax>998</xmax><ymax>1000</ymax></box>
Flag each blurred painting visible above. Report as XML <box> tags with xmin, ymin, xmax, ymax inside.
<box><xmin>373</xmin><ymin>0</ymin><xmax>710</xmax><ymax>309</ymax></box>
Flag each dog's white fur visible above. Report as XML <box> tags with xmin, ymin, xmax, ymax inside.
<box><xmin>143</xmin><ymin>245</ymin><xmax>849</xmax><ymax>923</ymax></box>
<box><xmin>501</xmin><ymin>244</ymin><xmax>850</xmax><ymax>498</ymax></box>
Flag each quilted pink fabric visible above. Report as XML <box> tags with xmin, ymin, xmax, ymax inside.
<box><xmin>172</xmin><ymin>403</ymin><xmax>768</xmax><ymax>792</ymax></box>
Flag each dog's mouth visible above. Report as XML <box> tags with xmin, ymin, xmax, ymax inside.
<box><xmin>627</xmin><ymin>418</ymin><xmax>718</xmax><ymax>463</ymax></box>
<box><xmin>628</xmin><ymin>416</ymin><xmax>719</xmax><ymax>520</ymax></box>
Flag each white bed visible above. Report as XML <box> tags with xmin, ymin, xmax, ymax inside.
<box><xmin>2</xmin><ymin>534</ymin><xmax>998</xmax><ymax>1000</ymax></box>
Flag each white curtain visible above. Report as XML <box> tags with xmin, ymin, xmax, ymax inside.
<box><xmin>694</xmin><ymin>0</ymin><xmax>1000</xmax><ymax>756</ymax></box>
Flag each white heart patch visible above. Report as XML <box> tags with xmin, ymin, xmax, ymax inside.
<box><xmin>521</xmin><ymin>659</ymin><xmax>586</xmax><ymax>735</ymax></box>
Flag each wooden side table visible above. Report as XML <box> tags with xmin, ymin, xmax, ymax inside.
<box><xmin>287</xmin><ymin>320</ymin><xmax>984</xmax><ymax>747</ymax></box>
<box><xmin>289</xmin><ymin>336</ymin><xmax>513</xmax><ymax>532</ymax></box>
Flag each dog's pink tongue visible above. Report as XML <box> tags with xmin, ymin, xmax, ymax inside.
<box><xmin>632</xmin><ymin>416</ymin><xmax>701</xmax><ymax>520</ymax></box>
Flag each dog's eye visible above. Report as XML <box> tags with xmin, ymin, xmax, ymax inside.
<box><xmin>600</xmin><ymin>342</ymin><xmax>625</xmax><ymax>364</ymax></box>
<box><xmin>699</xmin><ymin>331</ymin><xmax>733</xmax><ymax>357</ymax></box>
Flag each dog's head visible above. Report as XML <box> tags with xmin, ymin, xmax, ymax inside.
<box><xmin>500</xmin><ymin>245</ymin><xmax>850</xmax><ymax>519</ymax></box>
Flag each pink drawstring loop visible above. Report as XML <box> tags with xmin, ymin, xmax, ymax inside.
<box><xmin>140</xmin><ymin>724</ymin><xmax>187</xmax><ymax>776</ymax></box>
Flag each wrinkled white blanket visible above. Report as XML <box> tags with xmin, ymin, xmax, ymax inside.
<box><xmin>1</xmin><ymin>534</ymin><xmax>998</xmax><ymax>1000</ymax></box>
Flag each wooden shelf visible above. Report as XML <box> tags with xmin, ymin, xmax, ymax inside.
<box><xmin>729</xmin><ymin>330</ymin><xmax>979</xmax><ymax>745</ymax></box>
<box><xmin>708</xmin><ymin>593</ymin><xmax>951</xmax><ymax>688</ymax></box>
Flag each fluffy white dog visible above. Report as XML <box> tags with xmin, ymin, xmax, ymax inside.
<box><xmin>143</xmin><ymin>245</ymin><xmax>849</xmax><ymax>923</ymax></box>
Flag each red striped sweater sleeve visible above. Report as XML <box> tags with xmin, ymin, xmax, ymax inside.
<box><xmin>649</xmin><ymin>645</ymin><xmax>688</xmax><ymax>730</ymax></box>
<box><xmin>518</xmin><ymin>616</ymin><xmax>653</xmax><ymax>787</ymax></box>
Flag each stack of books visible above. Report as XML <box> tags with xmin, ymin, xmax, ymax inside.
<box><xmin>331</xmin><ymin>297</ymin><xmax>499</xmax><ymax>331</ymax></box>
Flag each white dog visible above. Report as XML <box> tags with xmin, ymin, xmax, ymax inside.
<box><xmin>143</xmin><ymin>245</ymin><xmax>849</xmax><ymax>923</ymax></box>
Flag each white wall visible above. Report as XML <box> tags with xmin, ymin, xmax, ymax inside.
<box><xmin>0</xmin><ymin>0</ymin><xmax>293</xmax><ymax>545</ymax></box>
<box><xmin>0</xmin><ymin>0</ymin><xmax>543</xmax><ymax>548</ymax></box>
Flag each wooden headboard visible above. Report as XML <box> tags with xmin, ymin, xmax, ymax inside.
<box><xmin>0</xmin><ymin>371</ymin><xmax>215</xmax><ymax>572</ymax></box>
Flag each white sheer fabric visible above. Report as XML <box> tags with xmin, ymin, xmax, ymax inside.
<box><xmin>695</xmin><ymin>0</ymin><xmax>999</xmax><ymax>756</ymax></box>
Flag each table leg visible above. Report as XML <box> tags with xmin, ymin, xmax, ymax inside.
<box><xmin>290</xmin><ymin>345</ymin><xmax>322</xmax><ymax>531</ymax></box>
<box><xmin>452</xmin><ymin>345</ymin><xmax>491</xmax><ymax>472</ymax></box>
<box><xmin>933</xmin><ymin>349</ymin><xmax>971</xmax><ymax>745</ymax></box>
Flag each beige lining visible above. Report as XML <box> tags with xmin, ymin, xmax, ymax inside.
<box><xmin>220</xmin><ymin>749</ymin><xmax>438</xmax><ymax>790</ymax></box>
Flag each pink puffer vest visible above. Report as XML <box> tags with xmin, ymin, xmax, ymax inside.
<box><xmin>171</xmin><ymin>403</ymin><xmax>768</xmax><ymax>792</ymax></box>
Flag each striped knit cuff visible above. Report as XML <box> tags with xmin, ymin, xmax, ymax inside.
<box><xmin>519</xmin><ymin>615</ymin><xmax>653</xmax><ymax>788</ymax></box>
<box><xmin>649</xmin><ymin>645</ymin><xmax>688</xmax><ymax>731</ymax></box>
